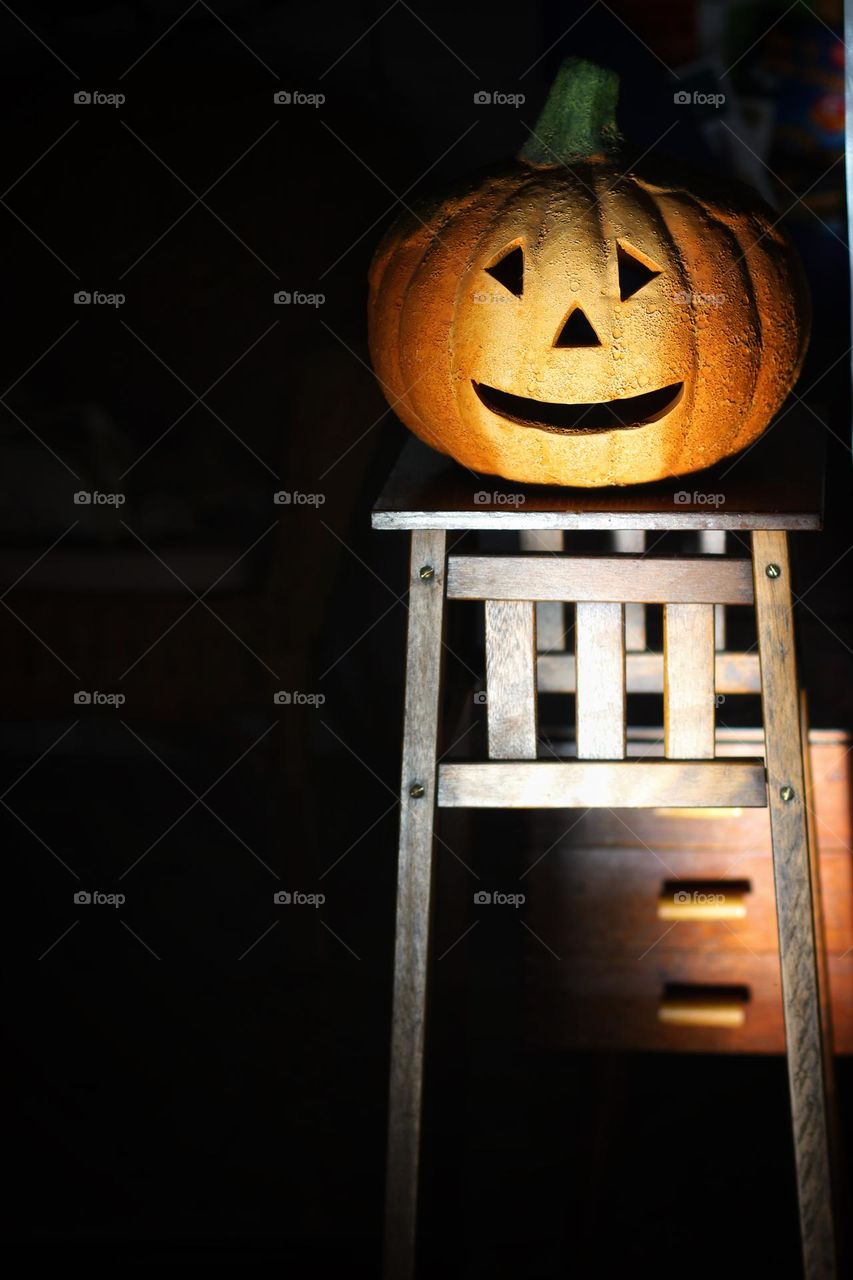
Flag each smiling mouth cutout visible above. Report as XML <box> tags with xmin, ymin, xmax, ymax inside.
<box><xmin>472</xmin><ymin>380</ymin><xmax>684</xmax><ymax>434</ymax></box>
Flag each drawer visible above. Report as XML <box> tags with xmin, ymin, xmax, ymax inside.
<box><xmin>523</xmin><ymin>845</ymin><xmax>853</xmax><ymax>957</ymax></box>
<box><xmin>536</xmin><ymin>732</ymin><xmax>851</xmax><ymax>853</ymax></box>
<box><xmin>523</xmin><ymin>952</ymin><xmax>853</xmax><ymax>1054</ymax></box>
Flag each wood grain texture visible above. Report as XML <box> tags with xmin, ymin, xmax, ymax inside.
<box><xmin>698</xmin><ymin>530</ymin><xmax>727</xmax><ymax>650</ymax></box>
<box><xmin>446</xmin><ymin>555</ymin><xmax>754</xmax><ymax>604</ymax></box>
<box><xmin>532</xmin><ymin>732</ymin><xmax>851</xmax><ymax>853</ymax></box>
<box><xmin>485</xmin><ymin>600</ymin><xmax>538</xmax><ymax>759</ymax></box>
<box><xmin>522</xmin><ymin>843</ymin><xmax>853</xmax><ymax>959</ymax></box>
<box><xmin>612</xmin><ymin>530</ymin><xmax>647</xmax><ymax>650</ymax></box>
<box><xmin>752</xmin><ymin>530</ymin><xmax>836</xmax><ymax>1279</ymax></box>
<box><xmin>538</xmin><ymin>650</ymin><xmax>761</xmax><ymax>695</ymax></box>
<box><xmin>437</xmin><ymin>759</ymin><xmax>767</xmax><ymax>809</ymax></box>
<box><xmin>575</xmin><ymin>602</ymin><xmax>625</xmax><ymax>759</ymax></box>
<box><xmin>664</xmin><ymin>604</ymin><xmax>716</xmax><ymax>759</ymax></box>
<box><xmin>384</xmin><ymin>529</ymin><xmax>447</xmax><ymax>1280</ymax></box>
<box><xmin>519</xmin><ymin>530</ymin><xmax>565</xmax><ymax>651</ymax></box>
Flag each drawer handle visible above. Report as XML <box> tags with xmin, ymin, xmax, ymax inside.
<box><xmin>658</xmin><ymin>983</ymin><xmax>749</xmax><ymax>1029</ymax></box>
<box><xmin>657</xmin><ymin>880</ymin><xmax>750</xmax><ymax>921</ymax></box>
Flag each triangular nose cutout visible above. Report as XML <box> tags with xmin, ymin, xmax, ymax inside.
<box><xmin>554</xmin><ymin>306</ymin><xmax>601</xmax><ymax>348</ymax></box>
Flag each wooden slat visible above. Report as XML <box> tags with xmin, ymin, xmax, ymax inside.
<box><xmin>752</xmin><ymin>531</ymin><xmax>836</xmax><ymax>1278</ymax></box>
<box><xmin>664</xmin><ymin>604</ymin><xmax>715</xmax><ymax>759</ymax></box>
<box><xmin>699</xmin><ymin>530</ymin><xmax>727</xmax><ymax>650</ymax></box>
<box><xmin>575</xmin><ymin>602</ymin><xmax>625</xmax><ymax>759</ymax></box>
<box><xmin>385</xmin><ymin>529</ymin><xmax>446</xmax><ymax>1280</ymax></box>
<box><xmin>537</xmin><ymin>650</ymin><xmax>761</xmax><ymax>695</ymax></box>
<box><xmin>437</xmin><ymin>759</ymin><xmax>767</xmax><ymax>809</ymax></box>
<box><xmin>519</xmin><ymin>530</ymin><xmax>564</xmax><ymax>651</ymax></box>
<box><xmin>485</xmin><ymin>601</ymin><xmax>538</xmax><ymax>759</ymax></box>
<box><xmin>447</xmin><ymin>555</ymin><xmax>754</xmax><ymax>604</ymax></box>
<box><xmin>612</xmin><ymin>530</ymin><xmax>647</xmax><ymax>649</ymax></box>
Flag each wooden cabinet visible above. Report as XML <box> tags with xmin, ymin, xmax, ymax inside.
<box><xmin>523</xmin><ymin>731</ymin><xmax>853</xmax><ymax>1054</ymax></box>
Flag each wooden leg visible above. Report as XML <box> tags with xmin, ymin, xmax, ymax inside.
<box><xmin>384</xmin><ymin>529</ymin><xmax>447</xmax><ymax>1280</ymax></box>
<box><xmin>753</xmin><ymin>531</ymin><xmax>837</xmax><ymax>1279</ymax></box>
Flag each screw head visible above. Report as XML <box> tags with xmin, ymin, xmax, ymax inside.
<box><xmin>766</xmin><ymin>563</ymin><xmax>781</xmax><ymax>579</ymax></box>
<box><xmin>409</xmin><ymin>783</ymin><xmax>425</xmax><ymax>798</ymax></box>
<box><xmin>780</xmin><ymin>785</ymin><xmax>795</xmax><ymax>803</ymax></box>
<box><xmin>418</xmin><ymin>565</ymin><xmax>435</xmax><ymax>581</ymax></box>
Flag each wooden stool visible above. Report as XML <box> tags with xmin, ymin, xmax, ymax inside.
<box><xmin>372</xmin><ymin>421</ymin><xmax>836</xmax><ymax>1280</ymax></box>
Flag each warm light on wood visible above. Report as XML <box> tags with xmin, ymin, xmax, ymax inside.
<box><xmin>658</xmin><ymin>995</ymin><xmax>747</xmax><ymax>1028</ymax></box>
<box><xmin>657</xmin><ymin>889</ymin><xmax>748</xmax><ymax>921</ymax></box>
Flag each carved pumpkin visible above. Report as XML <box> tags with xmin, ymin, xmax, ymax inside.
<box><xmin>368</xmin><ymin>59</ymin><xmax>809</xmax><ymax>487</ymax></box>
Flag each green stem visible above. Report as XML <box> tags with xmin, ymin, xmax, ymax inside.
<box><xmin>518</xmin><ymin>57</ymin><xmax>622</xmax><ymax>167</ymax></box>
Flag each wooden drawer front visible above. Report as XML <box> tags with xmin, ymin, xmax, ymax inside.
<box><xmin>524</xmin><ymin>845</ymin><xmax>853</xmax><ymax>957</ymax></box>
<box><xmin>549</xmin><ymin>737</ymin><xmax>851</xmax><ymax>853</ymax></box>
<box><xmin>524</xmin><ymin>953</ymin><xmax>853</xmax><ymax>1055</ymax></box>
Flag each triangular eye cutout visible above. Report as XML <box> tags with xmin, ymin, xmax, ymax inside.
<box><xmin>485</xmin><ymin>245</ymin><xmax>524</xmax><ymax>297</ymax></box>
<box><xmin>554</xmin><ymin>305</ymin><xmax>601</xmax><ymax>348</ymax></box>
<box><xmin>616</xmin><ymin>241</ymin><xmax>662</xmax><ymax>301</ymax></box>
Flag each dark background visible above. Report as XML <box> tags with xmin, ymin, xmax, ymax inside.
<box><xmin>1</xmin><ymin>1</ymin><xmax>851</xmax><ymax>1274</ymax></box>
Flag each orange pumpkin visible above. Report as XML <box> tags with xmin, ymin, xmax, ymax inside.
<box><xmin>368</xmin><ymin>58</ymin><xmax>810</xmax><ymax>487</ymax></box>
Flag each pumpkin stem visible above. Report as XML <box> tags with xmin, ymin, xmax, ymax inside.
<box><xmin>518</xmin><ymin>57</ymin><xmax>622</xmax><ymax>167</ymax></box>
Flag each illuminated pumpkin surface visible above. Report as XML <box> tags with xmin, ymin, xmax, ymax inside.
<box><xmin>368</xmin><ymin>59</ymin><xmax>810</xmax><ymax>487</ymax></box>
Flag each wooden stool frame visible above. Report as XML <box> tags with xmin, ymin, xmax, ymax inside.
<box><xmin>374</xmin><ymin>431</ymin><xmax>836</xmax><ymax>1280</ymax></box>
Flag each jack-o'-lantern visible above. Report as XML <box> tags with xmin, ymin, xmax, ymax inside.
<box><xmin>368</xmin><ymin>58</ymin><xmax>809</xmax><ymax>487</ymax></box>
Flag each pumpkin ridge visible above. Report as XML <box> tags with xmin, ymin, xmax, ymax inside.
<box><xmin>618</xmin><ymin>177</ymin><xmax>700</xmax><ymax>469</ymax></box>
<box><xmin>683</xmin><ymin>190</ymin><xmax>766</xmax><ymax>440</ymax></box>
